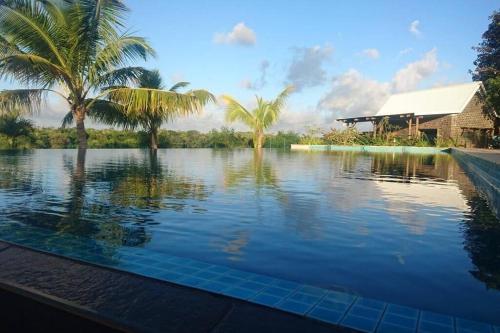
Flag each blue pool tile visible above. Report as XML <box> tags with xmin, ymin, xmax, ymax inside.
<box><xmin>456</xmin><ymin>318</ymin><xmax>491</xmax><ymax>333</ymax></box>
<box><xmin>214</xmin><ymin>275</ymin><xmax>245</xmax><ymax>285</ymax></box>
<box><xmin>308</xmin><ymin>307</ymin><xmax>344</xmax><ymax>325</ymax></box>
<box><xmin>381</xmin><ymin>313</ymin><xmax>417</xmax><ymax>330</ymax></box>
<box><xmin>355</xmin><ymin>297</ymin><xmax>387</xmax><ymax>311</ymax></box>
<box><xmin>287</xmin><ymin>291</ymin><xmax>323</xmax><ymax>305</ymax></box>
<box><xmin>420</xmin><ymin>311</ymin><xmax>454</xmax><ymax>326</ymax></box>
<box><xmin>418</xmin><ymin>320</ymin><xmax>455</xmax><ymax>333</ymax></box>
<box><xmin>238</xmin><ymin>281</ymin><xmax>267</xmax><ymax>292</ymax></box>
<box><xmin>493</xmin><ymin>326</ymin><xmax>500</xmax><ymax>333</ymax></box>
<box><xmin>167</xmin><ymin>256</ymin><xmax>192</xmax><ymax>265</ymax></box>
<box><xmin>260</xmin><ymin>286</ymin><xmax>293</xmax><ymax>298</ymax></box>
<box><xmin>150</xmin><ymin>261</ymin><xmax>179</xmax><ymax>270</ymax></box>
<box><xmin>271</xmin><ymin>279</ymin><xmax>301</xmax><ymax>291</ymax></box>
<box><xmin>134</xmin><ymin>257</ymin><xmax>161</xmax><ymax>266</ymax></box>
<box><xmin>140</xmin><ymin>267</ymin><xmax>165</xmax><ymax>278</ymax></box>
<box><xmin>171</xmin><ymin>265</ymin><xmax>199</xmax><ymax>275</ymax></box>
<box><xmin>205</xmin><ymin>265</ymin><xmax>231</xmax><ymax>274</ymax></box>
<box><xmin>377</xmin><ymin>322</ymin><xmax>415</xmax><ymax>333</ymax></box>
<box><xmin>276</xmin><ymin>300</ymin><xmax>313</xmax><ymax>315</ymax></box>
<box><xmin>385</xmin><ymin>304</ymin><xmax>419</xmax><ymax>319</ymax></box>
<box><xmin>186</xmin><ymin>260</ymin><xmax>212</xmax><ymax>269</ymax></box>
<box><xmin>316</xmin><ymin>299</ymin><xmax>351</xmax><ymax>313</ymax></box>
<box><xmin>198</xmin><ymin>281</ymin><xmax>228</xmax><ymax>293</ymax></box>
<box><xmin>298</xmin><ymin>285</ymin><xmax>328</xmax><ymax>297</ymax></box>
<box><xmin>250</xmin><ymin>293</ymin><xmax>283</xmax><ymax>307</ymax></box>
<box><xmin>193</xmin><ymin>270</ymin><xmax>220</xmax><ymax>280</ymax></box>
<box><xmin>325</xmin><ymin>290</ymin><xmax>357</xmax><ymax>305</ymax></box>
<box><xmin>177</xmin><ymin>276</ymin><xmax>207</xmax><ymax>287</ymax></box>
<box><xmin>222</xmin><ymin>287</ymin><xmax>259</xmax><ymax>300</ymax></box>
<box><xmin>349</xmin><ymin>305</ymin><xmax>384</xmax><ymax>320</ymax></box>
<box><xmin>248</xmin><ymin>274</ymin><xmax>276</xmax><ymax>284</ymax></box>
<box><xmin>224</xmin><ymin>269</ymin><xmax>253</xmax><ymax>279</ymax></box>
<box><xmin>342</xmin><ymin>314</ymin><xmax>380</xmax><ymax>333</ymax></box>
<box><xmin>158</xmin><ymin>270</ymin><xmax>185</xmax><ymax>282</ymax></box>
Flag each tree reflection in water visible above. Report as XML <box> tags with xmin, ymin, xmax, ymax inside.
<box><xmin>0</xmin><ymin>149</ymin><xmax>210</xmax><ymax>251</ymax></box>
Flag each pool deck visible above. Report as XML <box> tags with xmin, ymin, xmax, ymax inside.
<box><xmin>452</xmin><ymin>148</ymin><xmax>500</xmax><ymax>165</ymax></box>
<box><xmin>0</xmin><ymin>241</ymin><xmax>357</xmax><ymax>333</ymax></box>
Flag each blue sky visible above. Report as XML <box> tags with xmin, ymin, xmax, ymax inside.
<box><xmin>2</xmin><ymin>0</ymin><xmax>498</xmax><ymax>131</ymax></box>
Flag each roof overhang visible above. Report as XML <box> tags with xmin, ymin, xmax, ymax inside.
<box><xmin>337</xmin><ymin>113</ymin><xmax>414</xmax><ymax>123</ymax></box>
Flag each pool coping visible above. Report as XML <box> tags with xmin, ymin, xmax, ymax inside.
<box><xmin>450</xmin><ymin>148</ymin><xmax>500</xmax><ymax>219</ymax></box>
<box><xmin>290</xmin><ymin>144</ymin><xmax>449</xmax><ymax>154</ymax></box>
<box><xmin>0</xmin><ymin>240</ymin><xmax>358</xmax><ymax>333</ymax></box>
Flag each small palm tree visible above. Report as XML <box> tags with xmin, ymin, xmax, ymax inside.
<box><xmin>223</xmin><ymin>86</ymin><xmax>293</xmax><ymax>149</ymax></box>
<box><xmin>0</xmin><ymin>112</ymin><xmax>33</xmax><ymax>148</ymax></box>
<box><xmin>0</xmin><ymin>0</ymin><xmax>154</xmax><ymax>149</ymax></box>
<box><xmin>63</xmin><ymin>70</ymin><xmax>215</xmax><ymax>149</ymax></box>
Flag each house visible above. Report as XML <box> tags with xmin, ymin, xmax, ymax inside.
<box><xmin>337</xmin><ymin>82</ymin><xmax>499</xmax><ymax>148</ymax></box>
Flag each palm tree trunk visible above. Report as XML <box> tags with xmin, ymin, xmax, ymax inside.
<box><xmin>254</xmin><ymin>130</ymin><xmax>265</xmax><ymax>149</ymax></box>
<box><xmin>150</xmin><ymin>128</ymin><xmax>159</xmax><ymax>150</ymax></box>
<box><xmin>75</xmin><ymin>106</ymin><xmax>88</xmax><ymax>149</ymax></box>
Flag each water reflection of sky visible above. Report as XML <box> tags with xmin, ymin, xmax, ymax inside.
<box><xmin>0</xmin><ymin>149</ymin><xmax>499</xmax><ymax>323</ymax></box>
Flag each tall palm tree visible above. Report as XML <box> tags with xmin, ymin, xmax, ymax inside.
<box><xmin>223</xmin><ymin>86</ymin><xmax>293</xmax><ymax>149</ymax></box>
<box><xmin>0</xmin><ymin>112</ymin><xmax>33</xmax><ymax>148</ymax></box>
<box><xmin>63</xmin><ymin>69</ymin><xmax>215</xmax><ymax>149</ymax></box>
<box><xmin>0</xmin><ymin>0</ymin><xmax>154</xmax><ymax>149</ymax></box>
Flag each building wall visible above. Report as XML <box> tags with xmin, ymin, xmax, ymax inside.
<box><xmin>386</xmin><ymin>93</ymin><xmax>496</xmax><ymax>147</ymax></box>
<box><xmin>454</xmin><ymin>94</ymin><xmax>494</xmax><ymax>129</ymax></box>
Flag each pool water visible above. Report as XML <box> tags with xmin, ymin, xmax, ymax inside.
<box><xmin>0</xmin><ymin>149</ymin><xmax>499</xmax><ymax>325</ymax></box>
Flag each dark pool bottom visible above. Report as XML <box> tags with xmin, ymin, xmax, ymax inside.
<box><xmin>1</xmin><ymin>224</ymin><xmax>498</xmax><ymax>333</ymax></box>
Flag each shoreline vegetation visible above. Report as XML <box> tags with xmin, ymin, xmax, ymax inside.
<box><xmin>0</xmin><ymin>125</ymin><xmax>455</xmax><ymax>149</ymax></box>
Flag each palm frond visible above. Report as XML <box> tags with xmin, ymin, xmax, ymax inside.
<box><xmin>105</xmin><ymin>87</ymin><xmax>213</xmax><ymax>118</ymax></box>
<box><xmin>0</xmin><ymin>89</ymin><xmax>46</xmax><ymax>114</ymax></box>
<box><xmin>0</xmin><ymin>53</ymin><xmax>68</xmax><ymax>87</ymax></box>
<box><xmin>271</xmin><ymin>85</ymin><xmax>294</xmax><ymax>111</ymax></box>
<box><xmin>169</xmin><ymin>82</ymin><xmax>190</xmax><ymax>92</ymax></box>
<box><xmin>138</xmin><ymin>69</ymin><xmax>163</xmax><ymax>89</ymax></box>
<box><xmin>0</xmin><ymin>1</ymin><xmax>67</xmax><ymax>66</ymax></box>
<box><xmin>61</xmin><ymin>110</ymin><xmax>74</xmax><ymax>128</ymax></box>
<box><xmin>87</xmin><ymin>98</ymin><xmax>136</xmax><ymax>129</ymax></box>
<box><xmin>223</xmin><ymin>95</ymin><xmax>255</xmax><ymax>127</ymax></box>
<box><xmin>89</xmin><ymin>35</ymin><xmax>155</xmax><ymax>84</ymax></box>
<box><xmin>95</xmin><ymin>66</ymin><xmax>146</xmax><ymax>88</ymax></box>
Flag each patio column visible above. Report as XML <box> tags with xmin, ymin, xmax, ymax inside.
<box><xmin>408</xmin><ymin>116</ymin><xmax>413</xmax><ymax>138</ymax></box>
<box><xmin>415</xmin><ymin>117</ymin><xmax>420</xmax><ymax>138</ymax></box>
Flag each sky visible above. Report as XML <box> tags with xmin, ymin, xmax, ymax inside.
<box><xmin>1</xmin><ymin>0</ymin><xmax>498</xmax><ymax>132</ymax></box>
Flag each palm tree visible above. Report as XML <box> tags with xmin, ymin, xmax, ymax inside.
<box><xmin>0</xmin><ymin>0</ymin><xmax>154</xmax><ymax>149</ymax></box>
<box><xmin>0</xmin><ymin>112</ymin><xmax>33</xmax><ymax>148</ymax></box>
<box><xmin>223</xmin><ymin>86</ymin><xmax>293</xmax><ymax>149</ymax></box>
<box><xmin>62</xmin><ymin>69</ymin><xmax>215</xmax><ymax>149</ymax></box>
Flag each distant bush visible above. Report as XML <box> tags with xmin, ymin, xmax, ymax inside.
<box><xmin>0</xmin><ymin>127</ymin><xmax>301</xmax><ymax>149</ymax></box>
<box><xmin>299</xmin><ymin>126</ymin><xmax>325</xmax><ymax>145</ymax></box>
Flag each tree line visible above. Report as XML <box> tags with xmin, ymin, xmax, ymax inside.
<box><xmin>0</xmin><ymin>125</ymin><xmax>302</xmax><ymax>149</ymax></box>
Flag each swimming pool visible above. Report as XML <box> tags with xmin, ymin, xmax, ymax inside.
<box><xmin>0</xmin><ymin>149</ymin><xmax>499</xmax><ymax>328</ymax></box>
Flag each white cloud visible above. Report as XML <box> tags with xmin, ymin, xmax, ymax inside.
<box><xmin>392</xmin><ymin>48</ymin><xmax>438</xmax><ymax>92</ymax></box>
<box><xmin>270</xmin><ymin>106</ymin><xmax>327</xmax><ymax>133</ymax></box>
<box><xmin>409</xmin><ymin>20</ymin><xmax>421</xmax><ymax>37</ymax></box>
<box><xmin>286</xmin><ymin>45</ymin><xmax>333</xmax><ymax>91</ymax></box>
<box><xmin>318</xmin><ymin>48</ymin><xmax>440</xmax><ymax>121</ymax></box>
<box><xmin>318</xmin><ymin>69</ymin><xmax>390</xmax><ymax>119</ymax></box>
<box><xmin>241</xmin><ymin>60</ymin><xmax>270</xmax><ymax>90</ymax></box>
<box><xmin>360</xmin><ymin>48</ymin><xmax>380</xmax><ymax>59</ymax></box>
<box><xmin>399</xmin><ymin>48</ymin><xmax>413</xmax><ymax>56</ymax></box>
<box><xmin>213</xmin><ymin>22</ymin><xmax>256</xmax><ymax>46</ymax></box>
